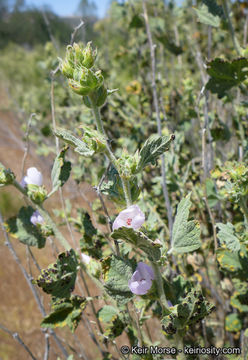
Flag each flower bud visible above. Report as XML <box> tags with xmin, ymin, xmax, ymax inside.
<box><xmin>0</xmin><ymin>163</ymin><xmax>15</xmax><ymax>186</ymax></box>
<box><xmin>59</xmin><ymin>59</ymin><xmax>74</xmax><ymax>79</ymax></box>
<box><xmin>69</xmin><ymin>67</ymin><xmax>103</xmax><ymax>96</ymax></box>
<box><xmin>27</xmin><ymin>184</ymin><xmax>47</xmax><ymax>204</ymax></box>
<box><xmin>81</xmin><ymin>42</ymin><xmax>97</xmax><ymax>69</ymax></box>
<box><xmin>30</xmin><ymin>210</ymin><xmax>44</xmax><ymax>226</ymax></box>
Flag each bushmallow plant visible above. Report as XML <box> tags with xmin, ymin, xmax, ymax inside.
<box><xmin>21</xmin><ymin>167</ymin><xmax>43</xmax><ymax>187</ymax></box>
<box><xmin>112</xmin><ymin>204</ymin><xmax>145</xmax><ymax>230</ymax></box>
<box><xmin>1</xmin><ymin>41</ymin><xmax>214</xmax><ymax>357</ymax></box>
<box><xmin>128</xmin><ymin>262</ymin><xmax>155</xmax><ymax>295</ymax></box>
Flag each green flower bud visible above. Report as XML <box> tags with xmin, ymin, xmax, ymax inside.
<box><xmin>69</xmin><ymin>67</ymin><xmax>103</xmax><ymax>96</ymax></box>
<box><xmin>27</xmin><ymin>184</ymin><xmax>47</xmax><ymax>204</ymax></box>
<box><xmin>81</xmin><ymin>42</ymin><xmax>97</xmax><ymax>68</ymax></box>
<box><xmin>59</xmin><ymin>59</ymin><xmax>74</xmax><ymax>79</ymax></box>
<box><xmin>0</xmin><ymin>163</ymin><xmax>15</xmax><ymax>186</ymax></box>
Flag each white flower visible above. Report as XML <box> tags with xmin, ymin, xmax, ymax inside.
<box><xmin>30</xmin><ymin>210</ymin><xmax>44</xmax><ymax>225</ymax></box>
<box><xmin>112</xmin><ymin>204</ymin><xmax>145</xmax><ymax>231</ymax></box>
<box><xmin>81</xmin><ymin>253</ymin><xmax>91</xmax><ymax>264</ymax></box>
<box><xmin>21</xmin><ymin>167</ymin><xmax>43</xmax><ymax>187</ymax></box>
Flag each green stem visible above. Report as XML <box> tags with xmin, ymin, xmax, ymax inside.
<box><xmin>240</xmin><ymin>197</ymin><xmax>248</xmax><ymax>230</ymax></box>
<box><xmin>150</xmin><ymin>262</ymin><xmax>171</xmax><ymax>315</ymax></box>
<box><xmin>88</xmin><ymin>96</ymin><xmax>132</xmax><ymax>207</ymax></box>
<box><xmin>13</xmin><ymin>180</ymin><xmax>71</xmax><ymax>250</ymax></box>
<box><xmin>222</xmin><ymin>0</ymin><xmax>242</xmax><ymax>55</ymax></box>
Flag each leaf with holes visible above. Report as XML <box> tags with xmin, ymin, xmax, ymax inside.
<box><xmin>41</xmin><ymin>295</ymin><xmax>87</xmax><ymax>333</ymax></box>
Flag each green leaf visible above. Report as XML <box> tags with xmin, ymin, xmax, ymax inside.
<box><xmin>50</xmin><ymin>146</ymin><xmax>71</xmax><ymax>196</ymax></box>
<box><xmin>225</xmin><ymin>313</ymin><xmax>242</xmax><ymax>332</ymax></box>
<box><xmin>101</xmin><ymin>166</ymin><xmax>140</xmax><ymax>205</ymax></box>
<box><xmin>230</xmin><ymin>280</ymin><xmax>248</xmax><ymax>313</ymax></box>
<box><xmin>202</xmin><ymin>0</ymin><xmax>224</xmax><ymax>17</ymax></box>
<box><xmin>102</xmin><ymin>255</ymin><xmax>134</xmax><ymax>306</ymax></box>
<box><xmin>135</xmin><ymin>134</ymin><xmax>174</xmax><ymax>173</ymax></box>
<box><xmin>216</xmin><ymin>222</ymin><xmax>240</xmax><ymax>251</ymax></box>
<box><xmin>168</xmin><ymin>194</ymin><xmax>201</xmax><ymax>255</ymax></box>
<box><xmin>193</xmin><ymin>3</ymin><xmax>221</xmax><ymax>27</ymax></box>
<box><xmin>54</xmin><ymin>128</ymin><xmax>94</xmax><ymax>157</ymax></box>
<box><xmin>216</xmin><ymin>245</ymin><xmax>248</xmax><ymax>276</ymax></box>
<box><xmin>34</xmin><ymin>249</ymin><xmax>78</xmax><ymax>298</ymax></box>
<box><xmin>97</xmin><ymin>305</ymin><xmax>119</xmax><ymax>323</ymax></box>
<box><xmin>111</xmin><ymin>227</ymin><xmax>161</xmax><ymax>261</ymax></box>
<box><xmin>206</xmin><ymin>58</ymin><xmax>248</xmax><ymax>98</ymax></box>
<box><xmin>41</xmin><ymin>295</ymin><xmax>87</xmax><ymax>333</ymax></box>
<box><xmin>162</xmin><ymin>289</ymin><xmax>215</xmax><ymax>334</ymax></box>
<box><xmin>6</xmin><ymin>206</ymin><xmax>46</xmax><ymax>248</ymax></box>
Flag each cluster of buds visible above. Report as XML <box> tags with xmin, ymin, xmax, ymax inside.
<box><xmin>59</xmin><ymin>42</ymin><xmax>107</xmax><ymax>107</ymax></box>
<box><xmin>0</xmin><ymin>163</ymin><xmax>15</xmax><ymax>186</ymax></box>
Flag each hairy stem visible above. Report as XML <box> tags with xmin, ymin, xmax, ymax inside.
<box><xmin>150</xmin><ymin>262</ymin><xmax>171</xmax><ymax>315</ymax></box>
<box><xmin>222</xmin><ymin>0</ymin><xmax>241</xmax><ymax>55</ymax></box>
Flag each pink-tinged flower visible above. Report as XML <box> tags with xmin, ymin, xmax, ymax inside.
<box><xmin>128</xmin><ymin>262</ymin><xmax>155</xmax><ymax>295</ymax></box>
<box><xmin>30</xmin><ymin>210</ymin><xmax>44</xmax><ymax>225</ymax></box>
<box><xmin>81</xmin><ymin>253</ymin><xmax>91</xmax><ymax>264</ymax></box>
<box><xmin>21</xmin><ymin>167</ymin><xmax>43</xmax><ymax>187</ymax></box>
<box><xmin>112</xmin><ymin>204</ymin><xmax>145</xmax><ymax>231</ymax></box>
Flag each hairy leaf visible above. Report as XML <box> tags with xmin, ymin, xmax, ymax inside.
<box><xmin>111</xmin><ymin>227</ymin><xmax>161</xmax><ymax>261</ymax></box>
<box><xmin>225</xmin><ymin>313</ymin><xmax>242</xmax><ymax>332</ymax></box>
<box><xmin>206</xmin><ymin>58</ymin><xmax>248</xmax><ymax>98</ymax></box>
<box><xmin>97</xmin><ymin>305</ymin><xmax>119</xmax><ymax>323</ymax></box>
<box><xmin>6</xmin><ymin>206</ymin><xmax>46</xmax><ymax>248</ymax></box>
<box><xmin>34</xmin><ymin>249</ymin><xmax>78</xmax><ymax>298</ymax></box>
<box><xmin>41</xmin><ymin>295</ymin><xmax>87</xmax><ymax>333</ymax></box>
<box><xmin>135</xmin><ymin>134</ymin><xmax>174</xmax><ymax>173</ymax></box>
<box><xmin>54</xmin><ymin>128</ymin><xmax>94</xmax><ymax>157</ymax></box>
<box><xmin>102</xmin><ymin>255</ymin><xmax>134</xmax><ymax>306</ymax></box>
<box><xmin>50</xmin><ymin>146</ymin><xmax>71</xmax><ymax>196</ymax></box>
<box><xmin>168</xmin><ymin>194</ymin><xmax>201</xmax><ymax>254</ymax></box>
<box><xmin>217</xmin><ymin>222</ymin><xmax>240</xmax><ymax>251</ymax></box>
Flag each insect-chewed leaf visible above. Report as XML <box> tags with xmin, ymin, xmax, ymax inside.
<box><xmin>6</xmin><ymin>206</ymin><xmax>46</xmax><ymax>248</ymax></box>
<box><xmin>135</xmin><ymin>134</ymin><xmax>175</xmax><ymax>173</ymax></box>
<box><xmin>50</xmin><ymin>146</ymin><xmax>71</xmax><ymax>196</ymax></box>
<box><xmin>101</xmin><ymin>255</ymin><xmax>134</xmax><ymax>306</ymax></box>
<box><xmin>41</xmin><ymin>295</ymin><xmax>87</xmax><ymax>333</ymax></box>
<box><xmin>206</xmin><ymin>58</ymin><xmax>248</xmax><ymax>98</ymax></box>
<box><xmin>111</xmin><ymin>227</ymin><xmax>161</xmax><ymax>261</ymax></box>
<box><xmin>168</xmin><ymin>194</ymin><xmax>201</xmax><ymax>255</ymax></box>
<box><xmin>230</xmin><ymin>280</ymin><xmax>248</xmax><ymax>313</ymax></box>
<box><xmin>162</xmin><ymin>289</ymin><xmax>215</xmax><ymax>335</ymax></box>
<box><xmin>97</xmin><ymin>305</ymin><xmax>125</xmax><ymax>338</ymax></box>
<box><xmin>216</xmin><ymin>222</ymin><xmax>240</xmax><ymax>252</ymax></box>
<box><xmin>97</xmin><ymin>305</ymin><xmax>119</xmax><ymax>323</ymax></box>
<box><xmin>54</xmin><ymin>128</ymin><xmax>94</xmax><ymax>157</ymax></box>
<box><xmin>33</xmin><ymin>249</ymin><xmax>78</xmax><ymax>298</ymax></box>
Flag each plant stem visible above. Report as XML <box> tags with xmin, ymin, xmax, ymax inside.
<box><xmin>222</xmin><ymin>0</ymin><xmax>242</xmax><ymax>55</ymax></box>
<box><xmin>12</xmin><ymin>180</ymin><xmax>71</xmax><ymax>251</ymax></box>
<box><xmin>150</xmin><ymin>262</ymin><xmax>171</xmax><ymax>315</ymax></box>
<box><xmin>88</xmin><ymin>96</ymin><xmax>132</xmax><ymax>207</ymax></box>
